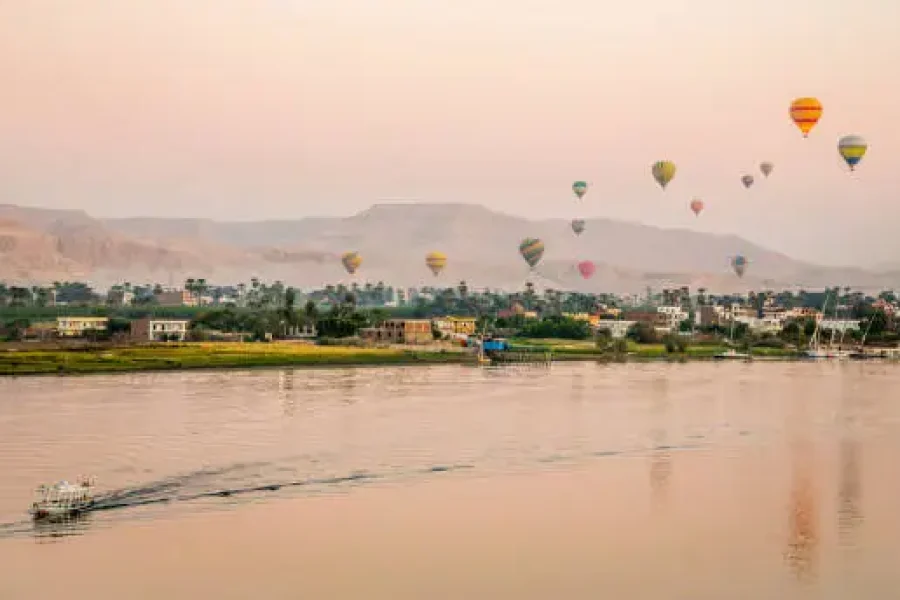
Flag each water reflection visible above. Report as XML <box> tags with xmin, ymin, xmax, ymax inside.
<box><xmin>648</xmin><ymin>376</ymin><xmax>672</xmax><ymax>505</ymax></box>
<box><xmin>835</xmin><ymin>367</ymin><xmax>864</xmax><ymax>551</ymax></box>
<box><xmin>278</xmin><ymin>369</ymin><xmax>295</xmax><ymax>417</ymax></box>
<box><xmin>837</xmin><ymin>436</ymin><xmax>862</xmax><ymax>546</ymax></box>
<box><xmin>784</xmin><ymin>395</ymin><xmax>819</xmax><ymax>581</ymax></box>
<box><xmin>32</xmin><ymin>512</ymin><xmax>93</xmax><ymax>542</ymax></box>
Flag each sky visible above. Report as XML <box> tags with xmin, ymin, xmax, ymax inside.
<box><xmin>1</xmin><ymin>0</ymin><xmax>899</xmax><ymax>267</ymax></box>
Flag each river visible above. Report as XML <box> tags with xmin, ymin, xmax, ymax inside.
<box><xmin>1</xmin><ymin>362</ymin><xmax>899</xmax><ymax>598</ymax></box>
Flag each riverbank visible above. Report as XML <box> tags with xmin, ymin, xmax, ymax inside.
<box><xmin>0</xmin><ymin>342</ymin><xmax>468</xmax><ymax>376</ymax></box>
<box><xmin>511</xmin><ymin>338</ymin><xmax>801</xmax><ymax>360</ymax></box>
<box><xmin>0</xmin><ymin>338</ymin><xmax>808</xmax><ymax>376</ymax></box>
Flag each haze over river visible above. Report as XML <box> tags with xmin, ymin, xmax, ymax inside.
<box><xmin>2</xmin><ymin>362</ymin><xmax>900</xmax><ymax>598</ymax></box>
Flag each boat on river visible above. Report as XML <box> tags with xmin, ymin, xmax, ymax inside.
<box><xmin>29</xmin><ymin>478</ymin><xmax>95</xmax><ymax>520</ymax></box>
<box><xmin>713</xmin><ymin>348</ymin><xmax>750</xmax><ymax>360</ymax></box>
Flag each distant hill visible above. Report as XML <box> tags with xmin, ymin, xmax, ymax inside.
<box><xmin>0</xmin><ymin>202</ymin><xmax>896</xmax><ymax>293</ymax></box>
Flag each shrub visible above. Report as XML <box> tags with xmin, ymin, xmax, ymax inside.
<box><xmin>662</xmin><ymin>333</ymin><xmax>688</xmax><ymax>353</ymax></box>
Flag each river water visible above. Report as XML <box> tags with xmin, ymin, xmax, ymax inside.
<box><xmin>1</xmin><ymin>362</ymin><xmax>899</xmax><ymax>598</ymax></box>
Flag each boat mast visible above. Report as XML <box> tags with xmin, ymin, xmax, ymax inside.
<box><xmin>859</xmin><ymin>311</ymin><xmax>876</xmax><ymax>348</ymax></box>
<box><xmin>810</xmin><ymin>290</ymin><xmax>830</xmax><ymax>352</ymax></box>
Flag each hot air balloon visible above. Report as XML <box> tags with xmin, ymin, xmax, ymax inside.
<box><xmin>790</xmin><ymin>97</ymin><xmax>823</xmax><ymax>138</ymax></box>
<box><xmin>651</xmin><ymin>160</ymin><xmax>676</xmax><ymax>190</ymax></box>
<box><xmin>519</xmin><ymin>238</ymin><xmax>544</xmax><ymax>269</ymax></box>
<box><xmin>760</xmin><ymin>162</ymin><xmax>774</xmax><ymax>177</ymax></box>
<box><xmin>690</xmin><ymin>199</ymin><xmax>704</xmax><ymax>216</ymax></box>
<box><xmin>577</xmin><ymin>260</ymin><xmax>595</xmax><ymax>279</ymax></box>
<box><xmin>741</xmin><ymin>174</ymin><xmax>754</xmax><ymax>189</ymax></box>
<box><xmin>425</xmin><ymin>251</ymin><xmax>447</xmax><ymax>276</ymax></box>
<box><xmin>838</xmin><ymin>135</ymin><xmax>868</xmax><ymax>171</ymax></box>
<box><xmin>571</xmin><ymin>219</ymin><xmax>585</xmax><ymax>235</ymax></box>
<box><xmin>731</xmin><ymin>255</ymin><xmax>747</xmax><ymax>277</ymax></box>
<box><xmin>341</xmin><ymin>251</ymin><xmax>362</xmax><ymax>275</ymax></box>
<box><xmin>572</xmin><ymin>181</ymin><xmax>588</xmax><ymax>199</ymax></box>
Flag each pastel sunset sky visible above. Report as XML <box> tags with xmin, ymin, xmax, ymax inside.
<box><xmin>1</xmin><ymin>0</ymin><xmax>898</xmax><ymax>266</ymax></box>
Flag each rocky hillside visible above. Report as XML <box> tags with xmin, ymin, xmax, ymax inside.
<box><xmin>0</xmin><ymin>203</ymin><xmax>896</xmax><ymax>293</ymax></box>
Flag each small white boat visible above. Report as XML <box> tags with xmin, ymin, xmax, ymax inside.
<box><xmin>29</xmin><ymin>478</ymin><xmax>95</xmax><ymax>520</ymax></box>
<box><xmin>714</xmin><ymin>348</ymin><xmax>750</xmax><ymax>360</ymax></box>
<box><xmin>803</xmin><ymin>348</ymin><xmax>851</xmax><ymax>359</ymax></box>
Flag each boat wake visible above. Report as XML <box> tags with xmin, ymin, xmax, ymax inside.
<box><xmin>0</xmin><ymin>437</ymin><xmax>715</xmax><ymax>540</ymax></box>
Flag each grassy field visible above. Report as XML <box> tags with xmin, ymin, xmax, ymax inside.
<box><xmin>0</xmin><ymin>342</ymin><xmax>468</xmax><ymax>376</ymax></box>
<box><xmin>0</xmin><ymin>337</ymin><xmax>802</xmax><ymax>377</ymax></box>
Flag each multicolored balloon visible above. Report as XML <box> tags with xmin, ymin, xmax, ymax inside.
<box><xmin>519</xmin><ymin>238</ymin><xmax>545</xmax><ymax>269</ymax></box>
<box><xmin>577</xmin><ymin>260</ymin><xmax>595</xmax><ymax>279</ymax></box>
<box><xmin>341</xmin><ymin>251</ymin><xmax>362</xmax><ymax>275</ymax></box>
<box><xmin>760</xmin><ymin>162</ymin><xmax>773</xmax><ymax>177</ymax></box>
<box><xmin>690</xmin><ymin>198</ymin><xmax>704</xmax><ymax>216</ymax></box>
<box><xmin>651</xmin><ymin>160</ymin><xmax>676</xmax><ymax>190</ymax></box>
<box><xmin>731</xmin><ymin>255</ymin><xmax>747</xmax><ymax>277</ymax></box>
<box><xmin>838</xmin><ymin>135</ymin><xmax>868</xmax><ymax>171</ymax></box>
<box><xmin>571</xmin><ymin>219</ymin><xmax>585</xmax><ymax>235</ymax></box>
<box><xmin>572</xmin><ymin>181</ymin><xmax>588</xmax><ymax>199</ymax></box>
<box><xmin>425</xmin><ymin>251</ymin><xmax>447</xmax><ymax>276</ymax></box>
<box><xmin>741</xmin><ymin>174</ymin><xmax>754</xmax><ymax>189</ymax></box>
<box><xmin>790</xmin><ymin>97</ymin><xmax>823</xmax><ymax>138</ymax></box>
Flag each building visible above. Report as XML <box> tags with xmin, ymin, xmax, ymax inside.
<box><xmin>596</xmin><ymin>320</ymin><xmax>636</xmax><ymax>339</ymax></box>
<box><xmin>497</xmin><ymin>303</ymin><xmax>538</xmax><ymax>319</ymax></box>
<box><xmin>725</xmin><ymin>304</ymin><xmax>756</xmax><ymax>320</ymax></box>
<box><xmin>360</xmin><ymin>319</ymin><xmax>433</xmax><ymax>345</ymax></box>
<box><xmin>819</xmin><ymin>319</ymin><xmax>860</xmax><ymax>333</ymax></box>
<box><xmin>130</xmin><ymin>317</ymin><xmax>191</xmax><ymax>342</ymax></box>
<box><xmin>106</xmin><ymin>289</ymin><xmax>134</xmax><ymax>307</ymax></box>
<box><xmin>698</xmin><ymin>305</ymin><xmax>725</xmax><ymax>327</ymax></box>
<box><xmin>446</xmin><ymin>316</ymin><xmax>477</xmax><ymax>336</ymax></box>
<box><xmin>23</xmin><ymin>321</ymin><xmax>58</xmax><ymax>340</ymax></box>
<box><xmin>785</xmin><ymin>307</ymin><xmax>822</xmax><ymax>321</ymax></box>
<box><xmin>597</xmin><ymin>306</ymin><xmax>623</xmax><ymax>319</ymax></box>
<box><xmin>872</xmin><ymin>298</ymin><xmax>896</xmax><ymax>316</ymax></box>
<box><xmin>563</xmin><ymin>313</ymin><xmax>602</xmax><ymax>327</ymax></box>
<box><xmin>431</xmin><ymin>318</ymin><xmax>454</xmax><ymax>339</ymax></box>
<box><xmin>154</xmin><ymin>290</ymin><xmax>197</xmax><ymax>307</ymax></box>
<box><xmin>623</xmin><ymin>311</ymin><xmax>670</xmax><ymax>332</ymax></box>
<box><xmin>657</xmin><ymin>306</ymin><xmax>689</xmax><ymax>330</ymax></box>
<box><xmin>56</xmin><ymin>316</ymin><xmax>109</xmax><ymax>337</ymax></box>
<box><xmin>734</xmin><ymin>315</ymin><xmax>783</xmax><ymax>334</ymax></box>
<box><xmin>285</xmin><ymin>324</ymin><xmax>317</xmax><ymax>339</ymax></box>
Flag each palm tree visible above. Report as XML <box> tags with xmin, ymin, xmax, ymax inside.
<box><xmin>196</xmin><ymin>278</ymin><xmax>208</xmax><ymax>306</ymax></box>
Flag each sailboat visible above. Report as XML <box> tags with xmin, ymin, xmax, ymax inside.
<box><xmin>849</xmin><ymin>313</ymin><xmax>878</xmax><ymax>360</ymax></box>
<box><xmin>804</xmin><ymin>290</ymin><xmax>851</xmax><ymax>359</ymax></box>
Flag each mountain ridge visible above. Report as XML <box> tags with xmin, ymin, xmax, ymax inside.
<box><xmin>0</xmin><ymin>202</ymin><xmax>896</xmax><ymax>293</ymax></box>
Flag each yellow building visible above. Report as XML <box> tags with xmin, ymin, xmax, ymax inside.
<box><xmin>360</xmin><ymin>319</ymin><xmax>433</xmax><ymax>345</ymax></box>
<box><xmin>56</xmin><ymin>316</ymin><xmax>109</xmax><ymax>337</ymax></box>
<box><xmin>446</xmin><ymin>316</ymin><xmax>477</xmax><ymax>336</ymax></box>
<box><xmin>563</xmin><ymin>313</ymin><xmax>601</xmax><ymax>327</ymax></box>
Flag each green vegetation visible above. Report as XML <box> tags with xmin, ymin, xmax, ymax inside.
<box><xmin>0</xmin><ymin>342</ymin><xmax>467</xmax><ymax>376</ymax></box>
<box><xmin>510</xmin><ymin>337</ymin><xmax>799</xmax><ymax>360</ymax></box>
<box><xmin>0</xmin><ymin>335</ymin><xmax>806</xmax><ymax>377</ymax></box>
<box><xmin>517</xmin><ymin>315</ymin><xmax>592</xmax><ymax>340</ymax></box>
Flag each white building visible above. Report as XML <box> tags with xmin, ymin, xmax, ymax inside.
<box><xmin>597</xmin><ymin>320</ymin><xmax>636</xmax><ymax>339</ymax></box>
<box><xmin>734</xmin><ymin>315</ymin><xmax>783</xmax><ymax>334</ymax></box>
<box><xmin>819</xmin><ymin>319</ymin><xmax>860</xmax><ymax>333</ymax></box>
<box><xmin>130</xmin><ymin>317</ymin><xmax>190</xmax><ymax>342</ymax></box>
<box><xmin>657</xmin><ymin>306</ymin><xmax>688</xmax><ymax>330</ymax></box>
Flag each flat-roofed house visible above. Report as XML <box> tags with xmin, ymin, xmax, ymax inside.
<box><xmin>56</xmin><ymin>316</ymin><xmax>109</xmax><ymax>338</ymax></box>
<box><xmin>131</xmin><ymin>317</ymin><xmax>191</xmax><ymax>342</ymax></box>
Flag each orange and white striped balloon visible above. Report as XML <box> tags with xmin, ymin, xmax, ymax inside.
<box><xmin>789</xmin><ymin>97</ymin><xmax>823</xmax><ymax>138</ymax></box>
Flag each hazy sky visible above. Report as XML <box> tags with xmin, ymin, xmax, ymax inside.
<box><xmin>2</xmin><ymin>0</ymin><xmax>899</xmax><ymax>267</ymax></box>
